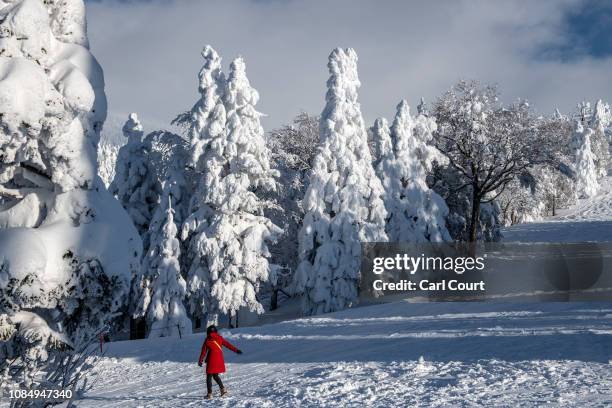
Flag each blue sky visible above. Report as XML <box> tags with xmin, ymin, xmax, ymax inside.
<box><xmin>538</xmin><ymin>0</ymin><xmax>612</xmax><ymax>60</ymax></box>
<box><xmin>85</xmin><ymin>0</ymin><xmax>612</xmax><ymax>135</ymax></box>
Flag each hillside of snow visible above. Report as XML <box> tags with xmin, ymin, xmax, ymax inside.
<box><xmin>71</xmin><ymin>301</ymin><xmax>611</xmax><ymax>407</ymax></box>
<box><xmin>502</xmin><ymin>175</ymin><xmax>612</xmax><ymax>242</ymax></box>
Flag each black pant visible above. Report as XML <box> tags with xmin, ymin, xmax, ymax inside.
<box><xmin>206</xmin><ymin>373</ymin><xmax>224</xmax><ymax>393</ymax></box>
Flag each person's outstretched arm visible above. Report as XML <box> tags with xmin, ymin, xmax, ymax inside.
<box><xmin>222</xmin><ymin>338</ymin><xmax>242</xmax><ymax>354</ymax></box>
<box><xmin>198</xmin><ymin>342</ymin><xmax>208</xmax><ymax>366</ymax></box>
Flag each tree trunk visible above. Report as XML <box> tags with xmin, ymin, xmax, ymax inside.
<box><xmin>270</xmin><ymin>288</ymin><xmax>278</xmax><ymax>311</ymax></box>
<box><xmin>228</xmin><ymin>312</ymin><xmax>238</xmax><ymax>329</ymax></box>
<box><xmin>552</xmin><ymin>196</ymin><xmax>556</xmax><ymax>216</ymax></box>
<box><xmin>468</xmin><ymin>188</ymin><xmax>481</xmax><ymax>243</ymax></box>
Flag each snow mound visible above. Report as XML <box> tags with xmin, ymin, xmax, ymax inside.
<box><xmin>0</xmin><ymin>183</ymin><xmax>141</xmax><ymax>295</ymax></box>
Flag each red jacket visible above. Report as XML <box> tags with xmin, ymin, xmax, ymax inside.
<box><xmin>198</xmin><ymin>332</ymin><xmax>239</xmax><ymax>374</ymax></box>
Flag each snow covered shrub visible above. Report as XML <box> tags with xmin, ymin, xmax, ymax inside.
<box><xmin>497</xmin><ymin>162</ymin><xmax>576</xmax><ymax>226</ymax></box>
<box><xmin>179</xmin><ymin>46</ymin><xmax>281</xmax><ymax>327</ymax></box>
<box><xmin>295</xmin><ymin>48</ymin><xmax>387</xmax><ymax>315</ymax></box>
<box><xmin>497</xmin><ymin>173</ymin><xmax>546</xmax><ymax>226</ymax></box>
<box><xmin>373</xmin><ymin>100</ymin><xmax>451</xmax><ymax>243</ymax></box>
<box><xmin>0</xmin><ymin>311</ymin><xmax>107</xmax><ymax>407</ymax></box>
<box><xmin>0</xmin><ymin>0</ymin><xmax>140</xmax><ymax>391</ymax></box>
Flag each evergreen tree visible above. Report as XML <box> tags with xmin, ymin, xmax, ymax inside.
<box><xmin>181</xmin><ymin>49</ymin><xmax>281</xmax><ymax>327</ymax></box>
<box><xmin>295</xmin><ymin>48</ymin><xmax>387</xmax><ymax>316</ymax></box>
<box><xmin>173</xmin><ymin>46</ymin><xmax>227</xmax><ymax>170</ymax></box>
<box><xmin>110</xmin><ymin>113</ymin><xmax>158</xmax><ymax>238</ymax></box>
<box><xmin>136</xmin><ymin>191</ymin><xmax>191</xmax><ymax>338</ymax></box>
<box><xmin>574</xmin><ymin>124</ymin><xmax>599</xmax><ymax>198</ymax></box>
<box><xmin>589</xmin><ymin>99</ymin><xmax>611</xmax><ymax>178</ymax></box>
<box><xmin>387</xmin><ymin>100</ymin><xmax>450</xmax><ymax>242</ymax></box>
<box><xmin>0</xmin><ymin>0</ymin><xmax>141</xmax><ymax>389</ymax></box>
<box><xmin>371</xmin><ymin>102</ymin><xmax>450</xmax><ymax>243</ymax></box>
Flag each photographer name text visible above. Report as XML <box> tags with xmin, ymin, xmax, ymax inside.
<box><xmin>372</xmin><ymin>279</ymin><xmax>485</xmax><ymax>292</ymax></box>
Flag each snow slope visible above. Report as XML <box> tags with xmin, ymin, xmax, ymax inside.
<box><xmin>67</xmin><ymin>176</ymin><xmax>612</xmax><ymax>407</ymax></box>
<box><xmin>74</xmin><ymin>302</ymin><xmax>611</xmax><ymax>407</ymax></box>
<box><xmin>502</xmin><ymin>175</ymin><xmax>612</xmax><ymax>242</ymax></box>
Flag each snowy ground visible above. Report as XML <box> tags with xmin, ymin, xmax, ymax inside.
<box><xmin>0</xmin><ymin>176</ymin><xmax>592</xmax><ymax>407</ymax></box>
<box><xmin>58</xmin><ymin>176</ymin><xmax>612</xmax><ymax>407</ymax></box>
<box><xmin>77</xmin><ymin>302</ymin><xmax>611</xmax><ymax>407</ymax></box>
<box><xmin>67</xmin><ymin>178</ymin><xmax>612</xmax><ymax>407</ymax></box>
<box><xmin>503</xmin><ymin>174</ymin><xmax>612</xmax><ymax>243</ymax></box>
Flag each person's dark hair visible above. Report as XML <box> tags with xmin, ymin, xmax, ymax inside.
<box><xmin>206</xmin><ymin>325</ymin><xmax>217</xmax><ymax>335</ymax></box>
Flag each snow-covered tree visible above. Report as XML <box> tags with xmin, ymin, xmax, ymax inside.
<box><xmin>97</xmin><ymin>142</ymin><xmax>118</xmax><ymax>187</ymax></box>
<box><xmin>574</xmin><ymin>124</ymin><xmax>599</xmax><ymax>198</ymax></box>
<box><xmin>0</xmin><ymin>0</ymin><xmax>141</xmax><ymax>390</ymax></box>
<box><xmin>135</xmin><ymin>190</ymin><xmax>191</xmax><ymax>338</ymax></box>
<box><xmin>181</xmin><ymin>48</ymin><xmax>281</xmax><ymax>327</ymax></box>
<box><xmin>294</xmin><ymin>48</ymin><xmax>387</xmax><ymax>316</ymax></box>
<box><xmin>172</xmin><ymin>46</ymin><xmax>226</xmax><ymax>170</ymax></box>
<box><xmin>588</xmin><ymin>100</ymin><xmax>611</xmax><ymax>178</ymax></box>
<box><xmin>110</xmin><ymin>113</ymin><xmax>158</xmax><ymax>237</ymax></box>
<box><xmin>371</xmin><ymin>117</ymin><xmax>394</xmax><ymax>170</ymax></box>
<box><xmin>431</xmin><ymin>164</ymin><xmax>502</xmax><ymax>242</ymax></box>
<box><xmin>110</xmin><ymin>124</ymin><xmax>190</xmax><ymax>327</ymax></box>
<box><xmin>433</xmin><ymin>81</ymin><xmax>544</xmax><ymax>242</ymax></box>
<box><xmin>267</xmin><ymin>112</ymin><xmax>319</xmax><ymax>309</ymax></box>
<box><xmin>572</xmin><ymin>101</ymin><xmax>609</xmax><ymax>180</ymax></box>
<box><xmin>382</xmin><ymin>100</ymin><xmax>450</xmax><ymax>242</ymax></box>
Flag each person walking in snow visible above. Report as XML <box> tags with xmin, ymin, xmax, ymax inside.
<box><xmin>198</xmin><ymin>325</ymin><xmax>243</xmax><ymax>399</ymax></box>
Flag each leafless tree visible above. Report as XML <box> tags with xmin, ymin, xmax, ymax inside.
<box><xmin>433</xmin><ymin>81</ymin><xmax>547</xmax><ymax>242</ymax></box>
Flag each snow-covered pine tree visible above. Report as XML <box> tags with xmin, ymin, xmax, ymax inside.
<box><xmin>112</xmin><ymin>125</ymin><xmax>190</xmax><ymax>330</ymax></box>
<box><xmin>0</xmin><ymin>0</ymin><xmax>141</xmax><ymax>389</ymax></box>
<box><xmin>372</xmin><ymin>117</ymin><xmax>405</xmax><ymax>240</ymax></box>
<box><xmin>294</xmin><ymin>48</ymin><xmax>388</xmax><ymax>316</ymax></box>
<box><xmin>110</xmin><ymin>113</ymin><xmax>158</xmax><ymax>238</ymax></box>
<box><xmin>372</xmin><ymin>117</ymin><xmax>394</xmax><ymax>170</ymax></box>
<box><xmin>175</xmin><ymin>47</ymin><xmax>226</xmax><ymax>326</ymax></box>
<box><xmin>574</xmin><ymin>123</ymin><xmax>599</xmax><ymax>198</ymax></box>
<box><xmin>135</xmin><ymin>190</ymin><xmax>191</xmax><ymax>338</ymax></box>
<box><xmin>172</xmin><ymin>46</ymin><xmax>226</xmax><ymax>170</ymax></box>
<box><xmin>589</xmin><ymin>100</ymin><xmax>611</xmax><ymax>178</ymax></box>
<box><xmin>385</xmin><ymin>100</ymin><xmax>450</xmax><ymax>242</ymax></box>
<box><xmin>181</xmin><ymin>49</ymin><xmax>281</xmax><ymax>327</ymax></box>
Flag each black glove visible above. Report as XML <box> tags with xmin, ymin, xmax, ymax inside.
<box><xmin>236</xmin><ymin>349</ymin><xmax>243</xmax><ymax>355</ymax></box>
<box><xmin>198</xmin><ymin>362</ymin><xmax>202</xmax><ymax>367</ymax></box>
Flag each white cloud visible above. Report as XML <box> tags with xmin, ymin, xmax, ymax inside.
<box><xmin>86</xmin><ymin>0</ymin><xmax>612</xmax><ymax>132</ymax></box>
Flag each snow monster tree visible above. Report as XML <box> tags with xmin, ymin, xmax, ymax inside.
<box><xmin>0</xmin><ymin>0</ymin><xmax>141</xmax><ymax>389</ymax></box>
<box><xmin>180</xmin><ymin>47</ymin><xmax>281</xmax><ymax>327</ymax></box>
<box><xmin>295</xmin><ymin>48</ymin><xmax>388</xmax><ymax>316</ymax></box>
